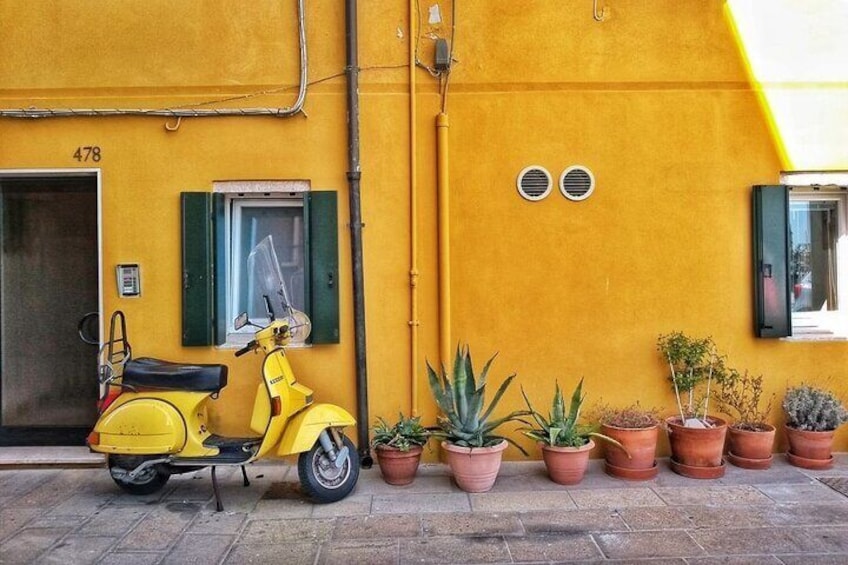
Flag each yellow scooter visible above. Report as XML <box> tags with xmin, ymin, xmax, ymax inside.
<box><xmin>86</xmin><ymin>237</ymin><xmax>359</xmax><ymax>508</ymax></box>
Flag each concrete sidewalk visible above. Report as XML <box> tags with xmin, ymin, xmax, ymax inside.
<box><xmin>1</xmin><ymin>454</ymin><xmax>847</xmax><ymax>564</ymax></box>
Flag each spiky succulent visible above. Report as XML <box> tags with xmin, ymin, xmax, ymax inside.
<box><xmin>521</xmin><ymin>378</ymin><xmax>627</xmax><ymax>452</ymax></box>
<box><xmin>427</xmin><ymin>345</ymin><xmax>529</xmax><ymax>452</ymax></box>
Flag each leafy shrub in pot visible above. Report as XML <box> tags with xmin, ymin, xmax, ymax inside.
<box><xmin>782</xmin><ymin>385</ymin><xmax>848</xmax><ymax>469</ymax></box>
<box><xmin>657</xmin><ymin>332</ymin><xmax>728</xmax><ymax>478</ymax></box>
<box><xmin>713</xmin><ymin>370</ymin><xmax>776</xmax><ymax>469</ymax></box>
<box><xmin>593</xmin><ymin>402</ymin><xmax>661</xmax><ymax>479</ymax></box>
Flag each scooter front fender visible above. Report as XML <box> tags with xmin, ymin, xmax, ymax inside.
<box><xmin>277</xmin><ymin>403</ymin><xmax>355</xmax><ymax>456</ymax></box>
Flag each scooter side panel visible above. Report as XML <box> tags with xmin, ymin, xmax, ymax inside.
<box><xmin>276</xmin><ymin>403</ymin><xmax>356</xmax><ymax>456</ymax></box>
<box><xmin>92</xmin><ymin>398</ymin><xmax>187</xmax><ymax>455</ymax></box>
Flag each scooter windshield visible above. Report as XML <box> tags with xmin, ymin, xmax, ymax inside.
<box><xmin>247</xmin><ymin>235</ymin><xmax>311</xmax><ymax>343</ymax></box>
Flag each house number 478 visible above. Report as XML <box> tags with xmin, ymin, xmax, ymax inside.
<box><xmin>73</xmin><ymin>146</ymin><xmax>101</xmax><ymax>162</ymax></box>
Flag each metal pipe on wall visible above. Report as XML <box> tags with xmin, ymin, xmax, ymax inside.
<box><xmin>437</xmin><ymin>112</ymin><xmax>451</xmax><ymax>366</ymax></box>
<box><xmin>409</xmin><ymin>0</ymin><xmax>421</xmax><ymax>416</ymax></box>
<box><xmin>345</xmin><ymin>0</ymin><xmax>372</xmax><ymax>467</ymax></box>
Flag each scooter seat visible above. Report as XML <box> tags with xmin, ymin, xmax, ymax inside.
<box><xmin>123</xmin><ymin>358</ymin><xmax>228</xmax><ymax>392</ymax></box>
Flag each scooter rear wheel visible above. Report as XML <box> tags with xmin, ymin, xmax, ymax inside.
<box><xmin>108</xmin><ymin>455</ymin><xmax>171</xmax><ymax>496</ymax></box>
<box><xmin>298</xmin><ymin>434</ymin><xmax>359</xmax><ymax>503</ymax></box>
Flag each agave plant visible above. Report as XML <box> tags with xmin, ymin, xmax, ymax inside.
<box><xmin>521</xmin><ymin>378</ymin><xmax>627</xmax><ymax>451</ymax></box>
<box><xmin>426</xmin><ymin>345</ymin><xmax>529</xmax><ymax>452</ymax></box>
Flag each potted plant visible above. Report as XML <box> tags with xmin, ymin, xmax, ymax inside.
<box><xmin>782</xmin><ymin>384</ymin><xmax>848</xmax><ymax>470</ymax></box>
<box><xmin>426</xmin><ymin>345</ymin><xmax>529</xmax><ymax>493</ymax></box>
<box><xmin>657</xmin><ymin>332</ymin><xmax>729</xmax><ymax>479</ymax></box>
<box><xmin>520</xmin><ymin>379</ymin><xmax>626</xmax><ymax>485</ymax></box>
<box><xmin>371</xmin><ymin>413</ymin><xmax>430</xmax><ymax>485</ymax></box>
<box><xmin>713</xmin><ymin>369</ymin><xmax>776</xmax><ymax>469</ymax></box>
<box><xmin>593</xmin><ymin>402</ymin><xmax>662</xmax><ymax>480</ymax></box>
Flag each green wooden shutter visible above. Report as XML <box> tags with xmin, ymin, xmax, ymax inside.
<box><xmin>753</xmin><ymin>185</ymin><xmax>791</xmax><ymax>338</ymax></box>
<box><xmin>181</xmin><ymin>192</ymin><xmax>225</xmax><ymax>346</ymax></box>
<box><xmin>305</xmin><ymin>191</ymin><xmax>340</xmax><ymax>344</ymax></box>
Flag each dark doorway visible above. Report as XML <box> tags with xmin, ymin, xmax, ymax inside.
<box><xmin>0</xmin><ymin>174</ymin><xmax>99</xmax><ymax>445</ymax></box>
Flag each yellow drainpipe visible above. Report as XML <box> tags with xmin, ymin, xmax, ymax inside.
<box><xmin>409</xmin><ymin>0</ymin><xmax>420</xmax><ymax>416</ymax></box>
<box><xmin>436</xmin><ymin>112</ymin><xmax>451</xmax><ymax>367</ymax></box>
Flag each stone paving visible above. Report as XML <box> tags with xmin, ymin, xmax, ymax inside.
<box><xmin>1</xmin><ymin>455</ymin><xmax>847</xmax><ymax>564</ymax></box>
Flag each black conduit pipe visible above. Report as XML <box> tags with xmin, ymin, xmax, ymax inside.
<box><xmin>345</xmin><ymin>0</ymin><xmax>372</xmax><ymax>468</ymax></box>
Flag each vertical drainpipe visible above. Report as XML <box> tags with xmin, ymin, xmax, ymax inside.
<box><xmin>345</xmin><ymin>0</ymin><xmax>372</xmax><ymax>467</ymax></box>
<box><xmin>408</xmin><ymin>0</ymin><xmax>420</xmax><ymax>416</ymax></box>
<box><xmin>437</xmin><ymin>112</ymin><xmax>451</xmax><ymax>366</ymax></box>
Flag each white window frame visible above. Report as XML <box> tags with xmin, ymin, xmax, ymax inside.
<box><xmin>783</xmin><ymin>171</ymin><xmax>848</xmax><ymax>340</ymax></box>
<box><xmin>212</xmin><ymin>181</ymin><xmax>311</xmax><ymax>347</ymax></box>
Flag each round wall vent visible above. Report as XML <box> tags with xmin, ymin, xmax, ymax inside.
<box><xmin>559</xmin><ymin>166</ymin><xmax>595</xmax><ymax>201</ymax></box>
<box><xmin>516</xmin><ymin>166</ymin><xmax>553</xmax><ymax>201</ymax></box>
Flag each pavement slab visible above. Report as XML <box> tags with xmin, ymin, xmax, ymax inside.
<box><xmin>38</xmin><ymin>535</ymin><xmax>118</xmax><ymax>565</ymax></box>
<box><xmin>653</xmin><ymin>485</ymin><xmax>775</xmax><ymax>506</ymax></box>
<box><xmin>569</xmin><ymin>486</ymin><xmax>665</xmax><ymax>508</ymax></box>
<box><xmin>0</xmin><ymin>527</ymin><xmax>73</xmax><ymax>565</ymax></box>
<box><xmin>520</xmin><ymin>509</ymin><xmax>627</xmax><ymax>534</ymax></box>
<box><xmin>318</xmin><ymin>539</ymin><xmax>399</xmax><ymax>565</ymax></box>
<box><xmin>688</xmin><ymin>526</ymin><xmax>828</xmax><ymax>555</ymax></box>
<box><xmin>617</xmin><ymin>506</ymin><xmax>695</xmax><ymax>530</ymax></box>
<box><xmin>421</xmin><ymin>512</ymin><xmax>524</xmax><ymax>537</ymax></box>
<box><xmin>224</xmin><ymin>541</ymin><xmax>318</xmax><ymax>564</ymax></box>
<box><xmin>505</xmin><ymin>533</ymin><xmax>603</xmax><ymax>562</ymax></box>
<box><xmin>593</xmin><ymin>530</ymin><xmax>705</xmax><ymax>559</ymax></box>
<box><xmin>469</xmin><ymin>490</ymin><xmax>576</xmax><ymax>512</ymax></box>
<box><xmin>333</xmin><ymin>514</ymin><xmax>422</xmax><ymax>540</ymax></box>
<box><xmin>756</xmin><ymin>482</ymin><xmax>848</xmax><ymax>504</ymax></box>
<box><xmin>399</xmin><ymin>536</ymin><xmax>512</xmax><ymax>564</ymax></box>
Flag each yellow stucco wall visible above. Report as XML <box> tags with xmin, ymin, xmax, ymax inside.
<box><xmin>1</xmin><ymin>0</ymin><xmax>846</xmax><ymax>458</ymax></box>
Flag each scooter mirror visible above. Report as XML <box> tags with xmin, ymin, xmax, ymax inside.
<box><xmin>234</xmin><ymin>312</ymin><xmax>250</xmax><ymax>331</ymax></box>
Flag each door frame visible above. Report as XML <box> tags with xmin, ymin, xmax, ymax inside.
<box><xmin>0</xmin><ymin>168</ymin><xmax>103</xmax><ymax>445</ymax></box>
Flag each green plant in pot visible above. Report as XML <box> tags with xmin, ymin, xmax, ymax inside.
<box><xmin>593</xmin><ymin>402</ymin><xmax>662</xmax><ymax>480</ymax></box>
<box><xmin>713</xmin><ymin>369</ymin><xmax>776</xmax><ymax>469</ymax></box>
<box><xmin>782</xmin><ymin>384</ymin><xmax>848</xmax><ymax>470</ymax></box>
<box><xmin>427</xmin><ymin>345</ymin><xmax>529</xmax><ymax>493</ymax></box>
<box><xmin>371</xmin><ymin>413</ymin><xmax>430</xmax><ymax>485</ymax></box>
<box><xmin>521</xmin><ymin>379</ymin><xmax>626</xmax><ymax>485</ymax></box>
<box><xmin>657</xmin><ymin>332</ymin><xmax>729</xmax><ymax>479</ymax></box>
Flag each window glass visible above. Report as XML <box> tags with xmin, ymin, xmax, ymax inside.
<box><xmin>790</xmin><ymin>199</ymin><xmax>839</xmax><ymax>313</ymax></box>
<box><xmin>230</xmin><ymin>199</ymin><xmax>304</xmax><ymax>330</ymax></box>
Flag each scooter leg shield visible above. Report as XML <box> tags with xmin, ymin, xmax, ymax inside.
<box><xmin>277</xmin><ymin>403</ymin><xmax>356</xmax><ymax>456</ymax></box>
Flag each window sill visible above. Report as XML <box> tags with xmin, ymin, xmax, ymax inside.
<box><xmin>215</xmin><ymin>334</ymin><xmax>312</xmax><ymax>350</ymax></box>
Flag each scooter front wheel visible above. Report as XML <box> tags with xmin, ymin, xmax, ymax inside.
<box><xmin>298</xmin><ymin>433</ymin><xmax>359</xmax><ymax>503</ymax></box>
<box><xmin>108</xmin><ymin>455</ymin><xmax>171</xmax><ymax>496</ymax></box>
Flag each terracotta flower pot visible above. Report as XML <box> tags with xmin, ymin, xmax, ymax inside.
<box><xmin>785</xmin><ymin>425</ymin><xmax>835</xmax><ymax>469</ymax></box>
<box><xmin>726</xmin><ymin>425</ymin><xmax>775</xmax><ymax>470</ymax></box>
<box><xmin>540</xmin><ymin>439</ymin><xmax>594</xmax><ymax>485</ymax></box>
<box><xmin>600</xmin><ymin>423</ymin><xmax>659</xmax><ymax>480</ymax></box>
<box><xmin>441</xmin><ymin>440</ymin><xmax>507</xmax><ymax>493</ymax></box>
<box><xmin>375</xmin><ymin>445</ymin><xmax>423</xmax><ymax>486</ymax></box>
<box><xmin>666</xmin><ymin>416</ymin><xmax>727</xmax><ymax>478</ymax></box>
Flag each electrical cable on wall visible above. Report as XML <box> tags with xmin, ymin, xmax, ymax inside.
<box><xmin>0</xmin><ymin>0</ymin><xmax>309</xmax><ymax>120</ymax></box>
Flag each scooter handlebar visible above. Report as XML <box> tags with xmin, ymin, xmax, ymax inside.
<box><xmin>234</xmin><ymin>340</ymin><xmax>257</xmax><ymax>357</ymax></box>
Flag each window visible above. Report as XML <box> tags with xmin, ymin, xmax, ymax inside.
<box><xmin>229</xmin><ymin>199</ymin><xmax>305</xmax><ymax>334</ymax></box>
<box><xmin>789</xmin><ymin>192</ymin><xmax>847</xmax><ymax>337</ymax></box>
<box><xmin>753</xmin><ymin>173</ymin><xmax>848</xmax><ymax>339</ymax></box>
<box><xmin>181</xmin><ymin>189</ymin><xmax>339</xmax><ymax>346</ymax></box>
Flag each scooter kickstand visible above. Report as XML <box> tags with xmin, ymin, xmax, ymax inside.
<box><xmin>240</xmin><ymin>465</ymin><xmax>250</xmax><ymax>487</ymax></box>
<box><xmin>211</xmin><ymin>466</ymin><xmax>224</xmax><ymax>512</ymax></box>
